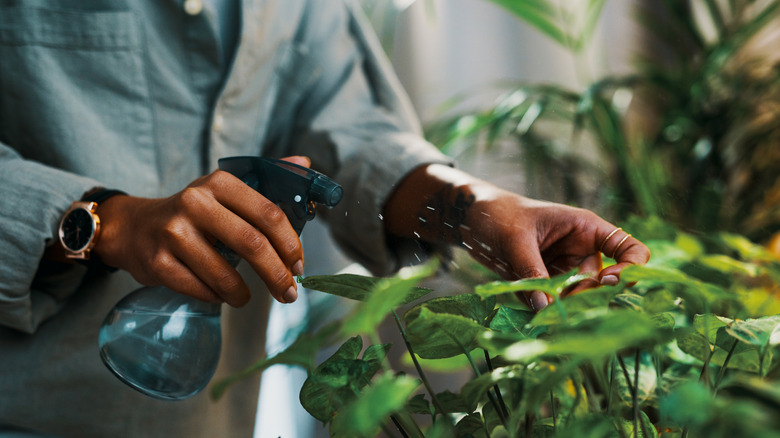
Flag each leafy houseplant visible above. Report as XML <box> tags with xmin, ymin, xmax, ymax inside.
<box><xmin>213</xmin><ymin>217</ymin><xmax>780</xmax><ymax>437</ymax></box>
<box><xmin>210</xmin><ymin>1</ymin><xmax>780</xmax><ymax>436</ymax></box>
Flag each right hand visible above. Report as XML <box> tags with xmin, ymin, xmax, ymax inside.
<box><xmin>92</xmin><ymin>157</ymin><xmax>309</xmax><ymax>306</ymax></box>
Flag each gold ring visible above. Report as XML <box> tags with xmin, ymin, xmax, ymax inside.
<box><xmin>611</xmin><ymin>234</ymin><xmax>632</xmax><ymax>259</ymax></box>
<box><xmin>600</xmin><ymin>227</ymin><xmax>622</xmax><ymax>253</ymax></box>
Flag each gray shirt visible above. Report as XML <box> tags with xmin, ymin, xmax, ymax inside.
<box><xmin>0</xmin><ymin>0</ymin><xmax>448</xmax><ymax>436</ymax></box>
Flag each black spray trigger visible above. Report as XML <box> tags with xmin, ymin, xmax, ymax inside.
<box><xmin>217</xmin><ymin>156</ymin><xmax>343</xmax><ymax>236</ymax></box>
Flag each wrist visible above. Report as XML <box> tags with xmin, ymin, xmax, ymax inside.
<box><xmin>384</xmin><ymin>164</ymin><xmax>488</xmax><ymax>246</ymax></box>
<box><xmin>91</xmin><ymin>192</ymin><xmax>133</xmax><ymax>269</ymax></box>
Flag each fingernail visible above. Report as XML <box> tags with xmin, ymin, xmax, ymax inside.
<box><xmin>292</xmin><ymin>260</ymin><xmax>304</xmax><ymax>277</ymax></box>
<box><xmin>530</xmin><ymin>291</ymin><xmax>549</xmax><ymax>311</ymax></box>
<box><xmin>601</xmin><ymin>274</ymin><xmax>619</xmax><ymax>286</ymax></box>
<box><xmin>283</xmin><ymin>286</ymin><xmax>298</xmax><ymax>303</ymax></box>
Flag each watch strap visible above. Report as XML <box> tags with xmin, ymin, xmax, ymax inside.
<box><xmin>78</xmin><ymin>188</ymin><xmax>128</xmax><ymax>272</ymax></box>
<box><xmin>82</xmin><ymin>188</ymin><xmax>128</xmax><ymax>204</ymax></box>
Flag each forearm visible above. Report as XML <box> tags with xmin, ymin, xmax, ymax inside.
<box><xmin>383</xmin><ymin>163</ymin><xmax>499</xmax><ymax>249</ymax></box>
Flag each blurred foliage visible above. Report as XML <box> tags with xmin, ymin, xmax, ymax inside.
<box><xmin>426</xmin><ymin>0</ymin><xmax>780</xmax><ymax>243</ymax></box>
<box><xmin>214</xmin><ymin>217</ymin><xmax>780</xmax><ymax>437</ymax></box>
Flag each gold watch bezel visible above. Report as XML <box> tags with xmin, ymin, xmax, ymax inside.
<box><xmin>58</xmin><ymin>201</ymin><xmax>101</xmax><ymax>260</ymax></box>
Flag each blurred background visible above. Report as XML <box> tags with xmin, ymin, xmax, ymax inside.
<box><xmin>254</xmin><ymin>0</ymin><xmax>780</xmax><ymax>436</ymax></box>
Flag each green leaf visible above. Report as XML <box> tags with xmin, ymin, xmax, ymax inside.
<box><xmin>475</xmin><ymin>268</ymin><xmax>588</xmax><ymax>299</ymax></box>
<box><xmin>530</xmin><ymin>285</ymin><xmax>623</xmax><ymax>326</ymax></box>
<box><xmin>482</xmin><ymin>310</ymin><xmax>671</xmax><ymax>363</ymax></box>
<box><xmin>340</xmin><ymin>260</ymin><xmax>438</xmax><ymax>336</ymax></box>
<box><xmin>329</xmin><ymin>372</ymin><xmax>419</xmax><ymax>437</ymax></box>
<box><xmin>455</xmin><ymin>413</ymin><xmax>489</xmax><ymax>438</ymax></box>
<box><xmin>210</xmin><ymin>323</ymin><xmax>336</xmax><ymax>400</ymax></box>
<box><xmin>726</xmin><ymin>315</ymin><xmax>780</xmax><ymax>347</ymax></box>
<box><xmin>299</xmin><ymin>336</ymin><xmax>391</xmax><ymax>423</ymax></box>
<box><xmin>614</xmin><ymin>352</ymin><xmax>657</xmax><ymax>408</ymax></box>
<box><xmin>613</xmin><ymin>410</ymin><xmax>659</xmax><ymax>438</ymax></box>
<box><xmin>489</xmin><ymin>306</ymin><xmax>535</xmax><ymax>336</ymax></box>
<box><xmin>693</xmin><ymin>313</ymin><xmax>731</xmax><ymax>344</ymax></box>
<box><xmin>412</xmin><ymin>293</ymin><xmax>496</xmax><ymax>326</ymax></box>
<box><xmin>483</xmin><ymin>0</ymin><xmax>567</xmax><ymax>47</ymax></box>
<box><xmin>405</xmin><ymin>307</ymin><xmax>488</xmax><ymax>359</ymax></box>
<box><xmin>301</xmin><ymin>273</ymin><xmax>432</xmax><ymax>304</ymax></box>
<box><xmin>460</xmin><ymin>365</ymin><xmax>526</xmax><ymax>412</ymax></box>
<box><xmin>698</xmin><ymin>254</ymin><xmax>763</xmax><ymax>278</ymax></box>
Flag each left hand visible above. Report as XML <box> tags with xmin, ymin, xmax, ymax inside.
<box><xmin>384</xmin><ymin>164</ymin><xmax>650</xmax><ymax>311</ymax></box>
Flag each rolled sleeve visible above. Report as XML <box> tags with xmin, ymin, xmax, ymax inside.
<box><xmin>278</xmin><ymin>0</ymin><xmax>452</xmax><ymax>275</ymax></box>
<box><xmin>0</xmin><ymin>144</ymin><xmax>100</xmax><ymax>333</ymax></box>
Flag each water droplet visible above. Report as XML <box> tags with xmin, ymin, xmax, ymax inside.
<box><xmin>378</xmin><ymin>213</ymin><xmax>384</xmax><ymax>221</ymax></box>
<box><xmin>462</xmin><ymin>242</ymin><xmax>473</xmax><ymax>250</ymax></box>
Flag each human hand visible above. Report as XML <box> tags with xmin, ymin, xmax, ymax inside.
<box><xmin>93</xmin><ymin>156</ymin><xmax>311</xmax><ymax>306</ymax></box>
<box><xmin>458</xmin><ymin>192</ymin><xmax>649</xmax><ymax>310</ymax></box>
<box><xmin>384</xmin><ymin>164</ymin><xmax>650</xmax><ymax>311</ymax></box>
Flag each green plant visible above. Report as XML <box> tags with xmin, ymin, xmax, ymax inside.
<box><xmin>426</xmin><ymin>0</ymin><xmax>780</xmax><ymax>242</ymax></box>
<box><xmin>213</xmin><ymin>217</ymin><xmax>780</xmax><ymax>437</ymax></box>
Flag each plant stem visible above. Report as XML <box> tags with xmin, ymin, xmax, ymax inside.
<box><xmin>392</xmin><ymin>311</ymin><xmax>447</xmax><ymax>418</ymax></box>
<box><xmin>550</xmin><ymin>390</ymin><xmax>557</xmax><ymax>431</ymax></box>
<box><xmin>581</xmin><ymin>366</ymin><xmax>601</xmax><ymax>414</ymax></box>
<box><xmin>484</xmin><ymin>350</ymin><xmax>510</xmax><ymax>419</ymax></box>
<box><xmin>617</xmin><ymin>354</ymin><xmax>636</xmax><ymax>394</ymax></box>
<box><xmin>697</xmin><ymin>347</ymin><xmax>716</xmax><ymax>388</ymax></box>
<box><xmin>713</xmin><ymin>338</ymin><xmax>739</xmax><ymax>394</ymax></box>
<box><xmin>607</xmin><ymin>355</ymin><xmax>616</xmax><ymax>415</ymax></box>
<box><xmin>460</xmin><ymin>343</ymin><xmax>508</xmax><ymax>428</ymax></box>
<box><xmin>385</xmin><ymin>418</ymin><xmax>404</xmax><ymax>438</ymax></box>
<box><xmin>633</xmin><ymin>350</ymin><xmax>640</xmax><ymax>438</ymax></box>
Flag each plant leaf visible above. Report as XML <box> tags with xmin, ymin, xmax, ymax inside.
<box><xmin>339</xmin><ymin>260</ymin><xmax>438</xmax><ymax>336</ymax></box>
<box><xmin>299</xmin><ymin>336</ymin><xmax>391</xmax><ymax>423</ymax></box>
<box><xmin>405</xmin><ymin>307</ymin><xmax>488</xmax><ymax>359</ymax></box>
<box><xmin>410</xmin><ymin>293</ymin><xmax>496</xmax><ymax>327</ymax></box>
<box><xmin>475</xmin><ymin>268</ymin><xmax>588</xmax><ymax>298</ymax></box>
<box><xmin>329</xmin><ymin>372</ymin><xmax>420</xmax><ymax>437</ymax></box>
<box><xmin>489</xmin><ymin>305</ymin><xmax>535</xmax><ymax>337</ymax></box>
<box><xmin>301</xmin><ymin>273</ymin><xmax>432</xmax><ymax>304</ymax></box>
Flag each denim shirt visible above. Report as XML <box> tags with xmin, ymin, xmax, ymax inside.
<box><xmin>0</xmin><ymin>0</ymin><xmax>448</xmax><ymax>435</ymax></box>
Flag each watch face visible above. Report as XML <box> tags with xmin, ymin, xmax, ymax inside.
<box><xmin>61</xmin><ymin>208</ymin><xmax>95</xmax><ymax>251</ymax></box>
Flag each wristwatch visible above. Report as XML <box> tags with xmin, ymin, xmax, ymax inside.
<box><xmin>58</xmin><ymin>188</ymin><xmax>126</xmax><ymax>265</ymax></box>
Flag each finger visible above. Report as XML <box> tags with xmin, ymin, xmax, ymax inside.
<box><xmin>281</xmin><ymin>155</ymin><xmax>311</xmax><ymax>168</ymax></box>
<box><xmin>562</xmin><ymin>253</ymin><xmax>603</xmax><ymax>297</ymax></box>
<box><xmin>198</xmin><ymin>172</ymin><xmax>304</xmax><ymax>279</ymax></box>
<box><xmin>145</xmin><ymin>252</ymin><xmax>223</xmax><ymax>304</ymax></box>
<box><xmin>170</xmin><ymin>228</ymin><xmax>251</xmax><ymax>307</ymax></box>
<box><xmin>598</xmin><ymin>228</ymin><xmax>648</xmax><ymax>265</ymax></box>
<box><xmin>595</xmin><ymin>225</ymin><xmax>650</xmax><ymax>284</ymax></box>
<box><xmin>506</xmin><ymin>237</ymin><xmax>553</xmax><ymax>312</ymax></box>
<box><xmin>199</xmin><ymin>207</ymin><xmax>299</xmax><ymax>304</ymax></box>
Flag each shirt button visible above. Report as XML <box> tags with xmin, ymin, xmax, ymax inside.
<box><xmin>184</xmin><ymin>0</ymin><xmax>203</xmax><ymax>15</ymax></box>
<box><xmin>212</xmin><ymin>113</ymin><xmax>224</xmax><ymax>133</ymax></box>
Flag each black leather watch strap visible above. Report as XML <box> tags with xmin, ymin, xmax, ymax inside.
<box><xmin>82</xmin><ymin>188</ymin><xmax>128</xmax><ymax>204</ymax></box>
<box><xmin>79</xmin><ymin>188</ymin><xmax>128</xmax><ymax>272</ymax></box>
